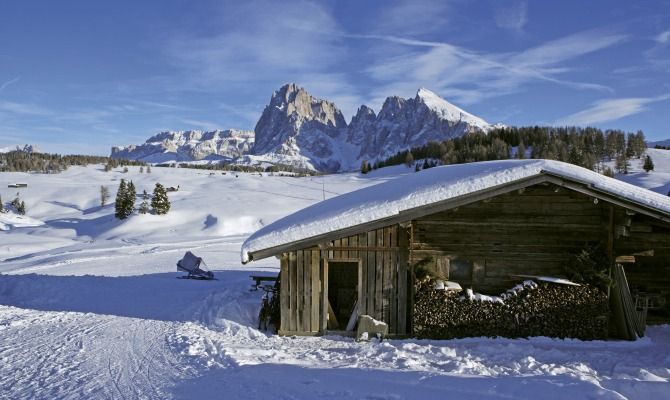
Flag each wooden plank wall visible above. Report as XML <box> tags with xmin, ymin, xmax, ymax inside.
<box><xmin>279</xmin><ymin>248</ymin><xmax>322</xmax><ymax>335</ymax></box>
<box><xmin>411</xmin><ymin>185</ymin><xmax>607</xmax><ymax>293</ymax></box>
<box><xmin>614</xmin><ymin>213</ymin><xmax>670</xmax><ymax>322</ymax></box>
<box><xmin>279</xmin><ymin>224</ymin><xmax>410</xmax><ymax>335</ymax></box>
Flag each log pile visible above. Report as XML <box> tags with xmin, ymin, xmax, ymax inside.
<box><xmin>413</xmin><ymin>278</ymin><xmax>609</xmax><ymax>340</ymax></box>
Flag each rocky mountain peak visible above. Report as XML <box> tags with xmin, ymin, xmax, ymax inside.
<box><xmin>111</xmin><ymin>84</ymin><xmax>497</xmax><ymax>172</ymax></box>
<box><xmin>351</xmin><ymin>105</ymin><xmax>376</xmax><ymax>124</ymax></box>
<box><xmin>253</xmin><ymin>83</ymin><xmax>348</xmax><ymax>171</ymax></box>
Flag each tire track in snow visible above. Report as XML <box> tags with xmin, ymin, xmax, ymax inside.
<box><xmin>0</xmin><ymin>306</ymin><xmax>190</xmax><ymax>399</ymax></box>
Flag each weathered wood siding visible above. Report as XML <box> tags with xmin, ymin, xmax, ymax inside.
<box><xmin>410</xmin><ymin>185</ymin><xmax>609</xmax><ymax>293</ymax></box>
<box><xmin>279</xmin><ymin>225</ymin><xmax>410</xmax><ymax>335</ymax></box>
<box><xmin>613</xmin><ymin>213</ymin><xmax>670</xmax><ymax>322</ymax></box>
<box><xmin>279</xmin><ymin>249</ymin><xmax>323</xmax><ymax>335</ymax></box>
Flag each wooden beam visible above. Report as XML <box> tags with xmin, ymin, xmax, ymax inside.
<box><xmin>319</xmin><ymin>246</ymin><xmax>399</xmax><ymax>252</ymax></box>
<box><xmin>543</xmin><ymin>175</ymin><xmax>670</xmax><ymax>224</ymax></box>
<box><xmin>615</xmin><ymin>255</ymin><xmax>636</xmax><ymax>264</ymax></box>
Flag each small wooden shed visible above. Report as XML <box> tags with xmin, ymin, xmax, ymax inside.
<box><xmin>241</xmin><ymin>160</ymin><xmax>670</xmax><ymax>337</ymax></box>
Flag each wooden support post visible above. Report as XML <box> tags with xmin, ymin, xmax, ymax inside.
<box><xmin>311</xmin><ymin>250</ymin><xmax>320</xmax><ymax>332</ymax></box>
<box><xmin>397</xmin><ymin>224</ymin><xmax>409</xmax><ymax>335</ymax></box>
<box><xmin>280</xmin><ymin>254</ymin><xmax>289</xmax><ymax>333</ymax></box>
<box><xmin>321</xmin><ymin>258</ymin><xmax>329</xmax><ymax>332</ymax></box>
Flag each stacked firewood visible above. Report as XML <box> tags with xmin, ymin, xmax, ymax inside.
<box><xmin>413</xmin><ymin>277</ymin><xmax>608</xmax><ymax>340</ymax></box>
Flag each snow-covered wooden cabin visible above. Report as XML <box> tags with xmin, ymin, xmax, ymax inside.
<box><xmin>241</xmin><ymin>160</ymin><xmax>670</xmax><ymax>338</ymax></box>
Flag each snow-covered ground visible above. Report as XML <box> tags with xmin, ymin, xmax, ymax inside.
<box><xmin>1</xmin><ymin>153</ymin><xmax>670</xmax><ymax>399</ymax></box>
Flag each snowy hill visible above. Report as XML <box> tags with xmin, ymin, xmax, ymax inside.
<box><xmin>649</xmin><ymin>138</ymin><xmax>670</xmax><ymax>148</ymax></box>
<box><xmin>1</xmin><ymin>156</ymin><xmax>670</xmax><ymax>398</ymax></box>
<box><xmin>112</xmin><ymin>84</ymin><xmax>498</xmax><ymax>172</ymax></box>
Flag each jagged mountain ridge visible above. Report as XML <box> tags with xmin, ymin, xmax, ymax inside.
<box><xmin>111</xmin><ymin>84</ymin><xmax>498</xmax><ymax>171</ymax></box>
<box><xmin>111</xmin><ymin>129</ymin><xmax>254</xmax><ymax>164</ymax></box>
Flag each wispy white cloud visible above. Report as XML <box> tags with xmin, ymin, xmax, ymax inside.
<box><xmin>166</xmin><ymin>1</ymin><xmax>344</xmax><ymax>87</ymax></box>
<box><xmin>495</xmin><ymin>0</ymin><xmax>528</xmax><ymax>33</ymax></box>
<box><xmin>163</xmin><ymin>0</ymin><xmax>366</xmax><ymax>119</ymax></box>
<box><xmin>554</xmin><ymin>94</ymin><xmax>670</xmax><ymax>126</ymax></box>
<box><xmin>180</xmin><ymin>118</ymin><xmax>221</xmax><ymax>131</ymax></box>
<box><xmin>0</xmin><ymin>76</ymin><xmax>21</xmax><ymax>92</ymax></box>
<box><xmin>373</xmin><ymin>0</ymin><xmax>451</xmax><ymax>36</ymax></box>
<box><xmin>0</xmin><ymin>100</ymin><xmax>53</xmax><ymax>116</ymax></box>
<box><xmin>656</xmin><ymin>30</ymin><xmax>670</xmax><ymax>44</ymax></box>
<box><xmin>359</xmin><ymin>29</ymin><xmax>625</xmax><ymax>105</ymax></box>
<box><xmin>644</xmin><ymin>29</ymin><xmax>670</xmax><ymax>72</ymax></box>
<box><xmin>218</xmin><ymin>103</ymin><xmax>261</xmax><ymax>125</ymax></box>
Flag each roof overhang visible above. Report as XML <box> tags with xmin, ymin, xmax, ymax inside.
<box><xmin>245</xmin><ymin>170</ymin><xmax>670</xmax><ymax>263</ymax></box>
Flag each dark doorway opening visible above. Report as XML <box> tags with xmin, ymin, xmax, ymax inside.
<box><xmin>327</xmin><ymin>261</ymin><xmax>358</xmax><ymax>330</ymax></box>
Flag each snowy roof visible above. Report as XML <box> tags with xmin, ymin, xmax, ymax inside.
<box><xmin>241</xmin><ymin>159</ymin><xmax>670</xmax><ymax>262</ymax></box>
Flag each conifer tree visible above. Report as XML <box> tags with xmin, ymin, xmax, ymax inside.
<box><xmin>361</xmin><ymin>160</ymin><xmax>369</xmax><ymax>174</ymax></box>
<box><xmin>115</xmin><ymin>179</ymin><xmax>128</xmax><ymax>219</ymax></box>
<box><xmin>126</xmin><ymin>181</ymin><xmax>136</xmax><ymax>214</ymax></box>
<box><xmin>0</xmin><ymin>194</ymin><xmax>3</xmax><ymax>213</ymax></box>
<box><xmin>139</xmin><ymin>190</ymin><xmax>149</xmax><ymax>214</ymax></box>
<box><xmin>139</xmin><ymin>166</ymin><xmax>144</xmax><ymax>173</ymax></box>
<box><xmin>151</xmin><ymin>183</ymin><xmax>170</xmax><ymax>215</ymax></box>
<box><xmin>643</xmin><ymin>155</ymin><xmax>654</xmax><ymax>172</ymax></box>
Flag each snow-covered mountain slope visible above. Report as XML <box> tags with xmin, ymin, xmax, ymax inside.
<box><xmin>0</xmin><ymin>144</ymin><xmax>40</xmax><ymax>153</ymax></box>
<box><xmin>1</xmin><ymin>159</ymin><xmax>670</xmax><ymax>399</ymax></box>
<box><xmin>111</xmin><ymin>129</ymin><xmax>254</xmax><ymax>163</ymax></box>
<box><xmin>252</xmin><ymin>83</ymin><xmax>352</xmax><ymax>172</ymax></box>
<box><xmin>349</xmin><ymin>87</ymin><xmax>495</xmax><ymax>161</ymax></box>
<box><xmin>111</xmin><ymin>84</ymin><xmax>498</xmax><ymax>172</ymax></box>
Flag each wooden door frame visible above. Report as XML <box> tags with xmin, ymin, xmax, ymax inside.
<box><xmin>322</xmin><ymin>257</ymin><xmax>363</xmax><ymax>333</ymax></box>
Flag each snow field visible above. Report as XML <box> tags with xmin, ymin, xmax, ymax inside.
<box><xmin>1</xmin><ymin>155</ymin><xmax>670</xmax><ymax>399</ymax></box>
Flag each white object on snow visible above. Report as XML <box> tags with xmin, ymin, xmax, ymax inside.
<box><xmin>434</xmin><ymin>280</ymin><xmax>462</xmax><ymax>291</ymax></box>
<box><xmin>465</xmin><ymin>288</ymin><xmax>505</xmax><ymax>304</ymax></box>
<box><xmin>513</xmin><ymin>275</ymin><xmax>581</xmax><ymax>286</ymax></box>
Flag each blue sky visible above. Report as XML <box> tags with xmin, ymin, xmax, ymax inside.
<box><xmin>1</xmin><ymin>0</ymin><xmax>670</xmax><ymax>155</ymax></box>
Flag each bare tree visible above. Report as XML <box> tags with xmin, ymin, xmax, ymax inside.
<box><xmin>100</xmin><ymin>185</ymin><xmax>110</xmax><ymax>207</ymax></box>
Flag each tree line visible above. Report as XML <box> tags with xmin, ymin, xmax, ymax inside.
<box><xmin>0</xmin><ymin>150</ymin><xmax>144</xmax><ymax>173</ymax></box>
<box><xmin>362</xmin><ymin>126</ymin><xmax>649</xmax><ymax>175</ymax></box>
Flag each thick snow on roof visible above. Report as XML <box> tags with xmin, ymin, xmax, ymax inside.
<box><xmin>241</xmin><ymin>159</ymin><xmax>670</xmax><ymax>262</ymax></box>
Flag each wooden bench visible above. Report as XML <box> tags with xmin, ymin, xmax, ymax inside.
<box><xmin>250</xmin><ymin>275</ymin><xmax>278</xmax><ymax>291</ymax></box>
